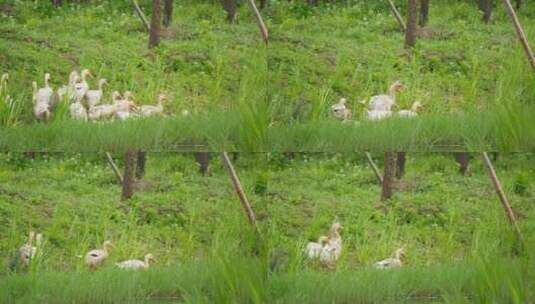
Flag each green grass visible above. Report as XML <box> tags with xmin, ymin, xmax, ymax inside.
<box><xmin>0</xmin><ymin>153</ymin><xmax>534</xmax><ymax>302</ymax></box>
<box><xmin>1</xmin><ymin>1</ymin><xmax>535</xmax><ymax>150</ymax></box>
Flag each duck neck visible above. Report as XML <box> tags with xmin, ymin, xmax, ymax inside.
<box><xmin>388</xmin><ymin>87</ymin><xmax>397</xmax><ymax>103</ymax></box>
<box><xmin>144</xmin><ymin>256</ymin><xmax>151</xmax><ymax>267</ymax></box>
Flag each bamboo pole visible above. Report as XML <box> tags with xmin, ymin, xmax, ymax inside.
<box><xmin>130</xmin><ymin>0</ymin><xmax>151</xmax><ymax>32</ymax></box>
<box><xmin>502</xmin><ymin>0</ymin><xmax>535</xmax><ymax>72</ymax></box>
<box><xmin>246</xmin><ymin>0</ymin><xmax>269</xmax><ymax>45</ymax></box>
<box><xmin>481</xmin><ymin>152</ymin><xmax>523</xmax><ymax>239</ymax></box>
<box><xmin>105</xmin><ymin>152</ymin><xmax>123</xmax><ymax>184</ymax></box>
<box><xmin>365</xmin><ymin>152</ymin><xmax>384</xmax><ymax>185</ymax></box>
<box><xmin>221</xmin><ymin>152</ymin><xmax>259</xmax><ymax>231</ymax></box>
<box><xmin>388</xmin><ymin>0</ymin><xmax>406</xmax><ymax>32</ymax></box>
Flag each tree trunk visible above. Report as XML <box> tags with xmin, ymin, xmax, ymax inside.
<box><xmin>163</xmin><ymin>0</ymin><xmax>173</xmax><ymax>27</ymax></box>
<box><xmin>194</xmin><ymin>152</ymin><xmax>211</xmax><ymax>176</ymax></box>
<box><xmin>148</xmin><ymin>0</ymin><xmax>161</xmax><ymax>48</ymax></box>
<box><xmin>121</xmin><ymin>151</ymin><xmax>137</xmax><ymax>201</ymax></box>
<box><xmin>396</xmin><ymin>152</ymin><xmax>406</xmax><ymax>179</ymax></box>
<box><xmin>405</xmin><ymin>0</ymin><xmax>418</xmax><ymax>48</ymax></box>
<box><xmin>478</xmin><ymin>0</ymin><xmax>492</xmax><ymax>23</ymax></box>
<box><xmin>136</xmin><ymin>151</ymin><xmax>146</xmax><ymax>179</ymax></box>
<box><xmin>307</xmin><ymin>0</ymin><xmax>318</xmax><ymax>6</ymax></box>
<box><xmin>260</xmin><ymin>0</ymin><xmax>268</xmax><ymax>9</ymax></box>
<box><xmin>381</xmin><ymin>152</ymin><xmax>396</xmax><ymax>201</ymax></box>
<box><xmin>221</xmin><ymin>0</ymin><xmax>238</xmax><ymax>24</ymax></box>
<box><xmin>130</xmin><ymin>0</ymin><xmax>151</xmax><ymax>32</ymax></box>
<box><xmin>515</xmin><ymin>0</ymin><xmax>522</xmax><ymax>10</ymax></box>
<box><xmin>454</xmin><ymin>153</ymin><xmax>471</xmax><ymax>176</ymax></box>
<box><xmin>52</xmin><ymin>0</ymin><xmax>62</xmax><ymax>7</ymax></box>
<box><xmin>419</xmin><ymin>0</ymin><xmax>429</xmax><ymax>27</ymax></box>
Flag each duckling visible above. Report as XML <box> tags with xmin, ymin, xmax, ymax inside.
<box><xmin>366</xmin><ymin>109</ymin><xmax>393</xmax><ymax>121</ymax></box>
<box><xmin>374</xmin><ymin>247</ymin><xmax>406</xmax><ymax>269</ymax></box>
<box><xmin>69</xmin><ymin>101</ymin><xmax>88</xmax><ymax>121</ymax></box>
<box><xmin>320</xmin><ymin>222</ymin><xmax>343</xmax><ymax>265</ymax></box>
<box><xmin>116</xmin><ymin>254</ymin><xmax>155</xmax><ymax>270</ymax></box>
<box><xmin>397</xmin><ymin>101</ymin><xmax>422</xmax><ymax>118</ymax></box>
<box><xmin>85</xmin><ymin>240</ymin><xmax>113</xmax><ymax>270</ymax></box>
<box><xmin>331</xmin><ymin>98</ymin><xmax>352</xmax><ymax>121</ymax></box>
<box><xmin>19</xmin><ymin>231</ymin><xmax>42</xmax><ymax>266</ymax></box>
<box><xmin>305</xmin><ymin>236</ymin><xmax>328</xmax><ymax>259</ymax></box>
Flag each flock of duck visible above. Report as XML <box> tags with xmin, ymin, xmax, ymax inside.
<box><xmin>18</xmin><ymin>232</ymin><xmax>154</xmax><ymax>271</ymax></box>
<box><xmin>330</xmin><ymin>81</ymin><xmax>422</xmax><ymax>122</ymax></box>
<box><xmin>1</xmin><ymin>70</ymin><xmax>176</xmax><ymax>122</ymax></box>
<box><xmin>305</xmin><ymin>222</ymin><xmax>406</xmax><ymax>269</ymax></box>
<box><xmin>17</xmin><ymin>222</ymin><xmax>403</xmax><ymax>272</ymax></box>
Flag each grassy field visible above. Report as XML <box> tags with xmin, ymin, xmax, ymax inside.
<box><xmin>0</xmin><ymin>153</ymin><xmax>534</xmax><ymax>302</ymax></box>
<box><xmin>1</xmin><ymin>1</ymin><xmax>535</xmax><ymax>150</ymax></box>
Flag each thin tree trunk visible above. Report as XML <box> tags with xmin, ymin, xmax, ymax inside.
<box><xmin>381</xmin><ymin>152</ymin><xmax>396</xmax><ymax>201</ymax></box>
<box><xmin>121</xmin><ymin>151</ymin><xmax>137</xmax><ymax>201</ymax></box>
<box><xmin>479</xmin><ymin>0</ymin><xmax>492</xmax><ymax>23</ymax></box>
<box><xmin>136</xmin><ymin>151</ymin><xmax>146</xmax><ymax>179</ymax></box>
<box><xmin>405</xmin><ymin>0</ymin><xmax>418</xmax><ymax>48</ymax></box>
<box><xmin>148</xmin><ymin>0</ymin><xmax>161</xmax><ymax>48</ymax></box>
<box><xmin>260</xmin><ymin>0</ymin><xmax>268</xmax><ymax>9</ymax></box>
<box><xmin>396</xmin><ymin>152</ymin><xmax>406</xmax><ymax>179</ymax></box>
<box><xmin>307</xmin><ymin>0</ymin><xmax>318</xmax><ymax>6</ymax></box>
<box><xmin>130</xmin><ymin>0</ymin><xmax>151</xmax><ymax>32</ymax></box>
<box><xmin>454</xmin><ymin>152</ymin><xmax>471</xmax><ymax>176</ymax></box>
<box><xmin>481</xmin><ymin>153</ymin><xmax>523</xmax><ymax>239</ymax></box>
<box><xmin>388</xmin><ymin>0</ymin><xmax>407</xmax><ymax>32</ymax></box>
<box><xmin>246</xmin><ymin>0</ymin><xmax>269</xmax><ymax>45</ymax></box>
<box><xmin>52</xmin><ymin>0</ymin><xmax>62</xmax><ymax>7</ymax></box>
<box><xmin>194</xmin><ymin>152</ymin><xmax>211</xmax><ymax>176</ymax></box>
<box><xmin>105</xmin><ymin>152</ymin><xmax>123</xmax><ymax>184</ymax></box>
<box><xmin>419</xmin><ymin>0</ymin><xmax>429</xmax><ymax>27</ymax></box>
<box><xmin>515</xmin><ymin>0</ymin><xmax>522</xmax><ymax>10</ymax></box>
<box><xmin>502</xmin><ymin>0</ymin><xmax>535</xmax><ymax>72</ymax></box>
<box><xmin>163</xmin><ymin>0</ymin><xmax>173</xmax><ymax>27</ymax></box>
<box><xmin>221</xmin><ymin>0</ymin><xmax>238</xmax><ymax>23</ymax></box>
<box><xmin>221</xmin><ymin>152</ymin><xmax>258</xmax><ymax>230</ymax></box>
<box><xmin>365</xmin><ymin>152</ymin><xmax>383</xmax><ymax>185</ymax></box>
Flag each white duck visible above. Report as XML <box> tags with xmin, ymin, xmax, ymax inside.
<box><xmin>116</xmin><ymin>254</ymin><xmax>155</xmax><ymax>270</ymax></box>
<box><xmin>374</xmin><ymin>247</ymin><xmax>406</xmax><ymax>269</ymax></box>
<box><xmin>86</xmin><ymin>78</ymin><xmax>108</xmax><ymax>108</ymax></box>
<box><xmin>57</xmin><ymin>70</ymin><xmax>80</xmax><ymax>101</ymax></box>
<box><xmin>320</xmin><ymin>222</ymin><xmax>343</xmax><ymax>265</ymax></box>
<box><xmin>32</xmin><ymin>81</ymin><xmax>51</xmax><ymax>121</ymax></box>
<box><xmin>139</xmin><ymin>94</ymin><xmax>167</xmax><ymax>117</ymax></box>
<box><xmin>331</xmin><ymin>98</ymin><xmax>352</xmax><ymax>121</ymax></box>
<box><xmin>74</xmin><ymin>69</ymin><xmax>93</xmax><ymax>103</ymax></box>
<box><xmin>34</xmin><ymin>73</ymin><xmax>55</xmax><ymax>105</ymax></box>
<box><xmin>366</xmin><ymin>109</ymin><xmax>393</xmax><ymax>121</ymax></box>
<box><xmin>85</xmin><ymin>240</ymin><xmax>113</xmax><ymax>270</ymax></box>
<box><xmin>112</xmin><ymin>91</ymin><xmax>134</xmax><ymax>120</ymax></box>
<box><xmin>369</xmin><ymin>81</ymin><xmax>404</xmax><ymax>111</ymax></box>
<box><xmin>69</xmin><ymin>101</ymin><xmax>88</xmax><ymax>121</ymax></box>
<box><xmin>88</xmin><ymin>92</ymin><xmax>120</xmax><ymax>121</ymax></box>
<box><xmin>0</xmin><ymin>73</ymin><xmax>8</xmax><ymax>94</ymax></box>
<box><xmin>397</xmin><ymin>101</ymin><xmax>422</xmax><ymax>118</ymax></box>
<box><xmin>305</xmin><ymin>236</ymin><xmax>328</xmax><ymax>259</ymax></box>
<box><xmin>19</xmin><ymin>231</ymin><xmax>42</xmax><ymax>266</ymax></box>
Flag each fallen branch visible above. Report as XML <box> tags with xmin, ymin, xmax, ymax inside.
<box><xmin>388</xmin><ymin>0</ymin><xmax>406</xmax><ymax>32</ymax></box>
<box><xmin>481</xmin><ymin>152</ymin><xmax>523</xmax><ymax>240</ymax></box>
<box><xmin>130</xmin><ymin>0</ymin><xmax>151</xmax><ymax>32</ymax></box>
<box><xmin>365</xmin><ymin>152</ymin><xmax>383</xmax><ymax>185</ymax></box>
<box><xmin>105</xmin><ymin>152</ymin><xmax>123</xmax><ymax>184</ymax></box>
<box><xmin>221</xmin><ymin>152</ymin><xmax>259</xmax><ymax>231</ymax></box>
<box><xmin>502</xmin><ymin>0</ymin><xmax>535</xmax><ymax>72</ymax></box>
<box><xmin>247</xmin><ymin>0</ymin><xmax>269</xmax><ymax>45</ymax></box>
